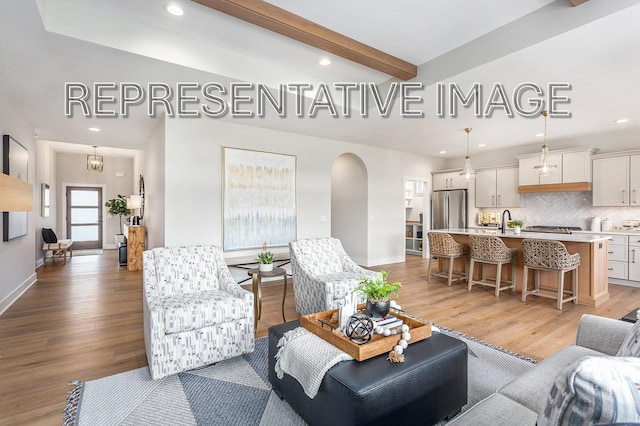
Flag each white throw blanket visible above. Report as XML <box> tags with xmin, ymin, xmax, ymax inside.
<box><xmin>274</xmin><ymin>327</ymin><xmax>354</xmax><ymax>398</ymax></box>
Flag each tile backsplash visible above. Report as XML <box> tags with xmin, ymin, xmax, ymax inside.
<box><xmin>478</xmin><ymin>191</ymin><xmax>640</xmax><ymax>231</ymax></box>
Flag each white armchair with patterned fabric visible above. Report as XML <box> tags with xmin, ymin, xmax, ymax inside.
<box><xmin>143</xmin><ymin>245</ymin><xmax>254</xmax><ymax>380</ymax></box>
<box><xmin>289</xmin><ymin>237</ymin><xmax>383</xmax><ymax>315</ymax></box>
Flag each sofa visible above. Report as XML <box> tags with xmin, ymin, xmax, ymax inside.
<box><xmin>289</xmin><ymin>237</ymin><xmax>382</xmax><ymax>315</ymax></box>
<box><xmin>448</xmin><ymin>314</ymin><xmax>640</xmax><ymax>425</ymax></box>
<box><xmin>143</xmin><ymin>245</ymin><xmax>254</xmax><ymax>380</ymax></box>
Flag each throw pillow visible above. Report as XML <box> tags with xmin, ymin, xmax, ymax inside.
<box><xmin>538</xmin><ymin>356</ymin><xmax>640</xmax><ymax>426</ymax></box>
<box><xmin>42</xmin><ymin>228</ymin><xmax>58</xmax><ymax>244</ymax></box>
<box><xmin>617</xmin><ymin>320</ymin><xmax>640</xmax><ymax>357</ymax></box>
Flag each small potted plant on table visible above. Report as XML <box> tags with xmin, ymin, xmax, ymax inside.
<box><xmin>257</xmin><ymin>241</ymin><xmax>274</xmax><ymax>272</ymax></box>
<box><xmin>352</xmin><ymin>270</ymin><xmax>402</xmax><ymax>318</ymax></box>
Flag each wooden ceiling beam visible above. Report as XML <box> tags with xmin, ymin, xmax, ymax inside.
<box><xmin>0</xmin><ymin>173</ymin><xmax>33</xmax><ymax>212</ymax></box>
<box><xmin>193</xmin><ymin>0</ymin><xmax>417</xmax><ymax>80</ymax></box>
<box><xmin>568</xmin><ymin>0</ymin><xmax>589</xmax><ymax>6</ymax></box>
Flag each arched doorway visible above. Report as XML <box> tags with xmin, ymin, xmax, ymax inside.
<box><xmin>331</xmin><ymin>153</ymin><xmax>368</xmax><ymax>264</ymax></box>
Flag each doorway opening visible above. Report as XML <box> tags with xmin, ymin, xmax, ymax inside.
<box><xmin>403</xmin><ymin>177</ymin><xmax>430</xmax><ymax>259</ymax></box>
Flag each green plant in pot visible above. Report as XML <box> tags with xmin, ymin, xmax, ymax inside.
<box><xmin>257</xmin><ymin>240</ymin><xmax>274</xmax><ymax>272</ymax></box>
<box><xmin>507</xmin><ymin>219</ymin><xmax>524</xmax><ymax>233</ymax></box>
<box><xmin>105</xmin><ymin>195</ymin><xmax>131</xmax><ymax>244</ymax></box>
<box><xmin>352</xmin><ymin>270</ymin><xmax>402</xmax><ymax>318</ymax></box>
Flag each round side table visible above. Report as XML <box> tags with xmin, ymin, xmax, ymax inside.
<box><xmin>247</xmin><ymin>267</ymin><xmax>288</xmax><ymax>329</ymax></box>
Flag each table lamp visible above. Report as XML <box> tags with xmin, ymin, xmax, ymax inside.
<box><xmin>127</xmin><ymin>195</ymin><xmax>143</xmax><ymax>225</ymax></box>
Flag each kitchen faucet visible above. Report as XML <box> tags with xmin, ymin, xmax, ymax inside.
<box><xmin>501</xmin><ymin>209</ymin><xmax>512</xmax><ymax>234</ymax></box>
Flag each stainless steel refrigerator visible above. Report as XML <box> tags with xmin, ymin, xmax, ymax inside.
<box><xmin>432</xmin><ymin>189</ymin><xmax>467</xmax><ymax>229</ymax></box>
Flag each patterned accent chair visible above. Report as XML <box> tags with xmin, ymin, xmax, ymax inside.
<box><xmin>289</xmin><ymin>237</ymin><xmax>383</xmax><ymax>315</ymax></box>
<box><xmin>143</xmin><ymin>245</ymin><xmax>254</xmax><ymax>380</ymax></box>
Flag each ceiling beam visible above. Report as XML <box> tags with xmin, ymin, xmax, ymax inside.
<box><xmin>568</xmin><ymin>0</ymin><xmax>589</xmax><ymax>6</ymax></box>
<box><xmin>193</xmin><ymin>0</ymin><xmax>417</xmax><ymax>80</ymax></box>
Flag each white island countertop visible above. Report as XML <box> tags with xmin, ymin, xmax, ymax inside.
<box><xmin>430</xmin><ymin>228</ymin><xmax>612</xmax><ymax>243</ymax></box>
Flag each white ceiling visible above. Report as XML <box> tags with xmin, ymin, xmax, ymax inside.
<box><xmin>3</xmin><ymin>0</ymin><xmax>640</xmax><ymax>160</ymax></box>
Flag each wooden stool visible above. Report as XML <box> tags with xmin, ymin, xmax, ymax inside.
<box><xmin>468</xmin><ymin>235</ymin><xmax>517</xmax><ymax>297</ymax></box>
<box><xmin>427</xmin><ymin>232</ymin><xmax>469</xmax><ymax>286</ymax></box>
<box><xmin>522</xmin><ymin>239</ymin><xmax>580</xmax><ymax>310</ymax></box>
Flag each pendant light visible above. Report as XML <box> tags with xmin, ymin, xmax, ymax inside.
<box><xmin>533</xmin><ymin>110</ymin><xmax>557</xmax><ymax>176</ymax></box>
<box><xmin>460</xmin><ymin>127</ymin><xmax>475</xmax><ymax>181</ymax></box>
<box><xmin>87</xmin><ymin>145</ymin><xmax>103</xmax><ymax>172</ymax></box>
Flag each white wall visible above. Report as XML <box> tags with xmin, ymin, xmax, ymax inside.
<box><xmin>34</xmin><ymin>140</ymin><xmax>57</xmax><ymax>266</ymax></box>
<box><xmin>143</xmin><ymin>117</ymin><xmax>166</xmax><ymax>249</ymax></box>
<box><xmin>0</xmin><ymin>101</ymin><xmax>37</xmax><ymax>315</ymax></box>
<box><xmin>163</xmin><ymin>118</ymin><xmax>446</xmax><ymax>266</ymax></box>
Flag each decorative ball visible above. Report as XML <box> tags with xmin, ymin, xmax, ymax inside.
<box><xmin>398</xmin><ymin>339</ymin><xmax>408</xmax><ymax>349</ymax></box>
<box><xmin>401</xmin><ymin>324</ymin><xmax>410</xmax><ymax>333</ymax></box>
<box><xmin>375</xmin><ymin>326</ymin><xmax>384</xmax><ymax>335</ymax></box>
<box><xmin>393</xmin><ymin>345</ymin><xmax>404</xmax><ymax>354</ymax></box>
<box><xmin>383</xmin><ymin>329</ymin><xmax>391</xmax><ymax>337</ymax></box>
<box><xmin>402</xmin><ymin>331</ymin><xmax>411</xmax><ymax>341</ymax></box>
<box><xmin>345</xmin><ymin>314</ymin><xmax>374</xmax><ymax>344</ymax></box>
<box><xmin>389</xmin><ymin>300</ymin><xmax>397</xmax><ymax>308</ymax></box>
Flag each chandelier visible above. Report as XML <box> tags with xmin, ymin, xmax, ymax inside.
<box><xmin>87</xmin><ymin>145</ymin><xmax>103</xmax><ymax>172</ymax></box>
<box><xmin>460</xmin><ymin>127</ymin><xmax>475</xmax><ymax>181</ymax></box>
<box><xmin>533</xmin><ymin>111</ymin><xmax>557</xmax><ymax>176</ymax></box>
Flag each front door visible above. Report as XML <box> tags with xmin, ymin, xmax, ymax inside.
<box><xmin>66</xmin><ymin>186</ymin><xmax>103</xmax><ymax>250</ymax></box>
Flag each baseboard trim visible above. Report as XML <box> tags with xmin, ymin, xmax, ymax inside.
<box><xmin>363</xmin><ymin>256</ymin><xmax>406</xmax><ymax>267</ymax></box>
<box><xmin>0</xmin><ymin>272</ymin><xmax>38</xmax><ymax>316</ymax></box>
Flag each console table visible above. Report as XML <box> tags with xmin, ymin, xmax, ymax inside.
<box><xmin>123</xmin><ymin>224</ymin><xmax>145</xmax><ymax>271</ymax></box>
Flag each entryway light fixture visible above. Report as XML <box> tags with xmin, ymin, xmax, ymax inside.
<box><xmin>460</xmin><ymin>127</ymin><xmax>475</xmax><ymax>181</ymax></box>
<box><xmin>533</xmin><ymin>110</ymin><xmax>557</xmax><ymax>176</ymax></box>
<box><xmin>87</xmin><ymin>145</ymin><xmax>103</xmax><ymax>172</ymax></box>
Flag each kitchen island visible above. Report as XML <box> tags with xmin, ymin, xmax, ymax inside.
<box><xmin>429</xmin><ymin>229</ymin><xmax>611</xmax><ymax>307</ymax></box>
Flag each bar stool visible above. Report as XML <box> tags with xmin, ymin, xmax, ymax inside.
<box><xmin>521</xmin><ymin>239</ymin><xmax>580</xmax><ymax>310</ymax></box>
<box><xmin>427</xmin><ymin>232</ymin><xmax>469</xmax><ymax>286</ymax></box>
<box><xmin>468</xmin><ymin>235</ymin><xmax>517</xmax><ymax>297</ymax></box>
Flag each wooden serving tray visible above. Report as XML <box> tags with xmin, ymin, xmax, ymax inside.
<box><xmin>300</xmin><ymin>305</ymin><xmax>432</xmax><ymax>361</ymax></box>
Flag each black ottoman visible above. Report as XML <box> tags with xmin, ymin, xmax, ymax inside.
<box><xmin>268</xmin><ymin>320</ymin><xmax>467</xmax><ymax>426</ymax></box>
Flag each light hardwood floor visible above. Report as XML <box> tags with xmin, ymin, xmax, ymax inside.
<box><xmin>1</xmin><ymin>250</ymin><xmax>639</xmax><ymax>425</ymax></box>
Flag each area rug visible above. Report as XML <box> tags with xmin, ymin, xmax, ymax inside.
<box><xmin>64</xmin><ymin>322</ymin><xmax>537</xmax><ymax>425</ymax></box>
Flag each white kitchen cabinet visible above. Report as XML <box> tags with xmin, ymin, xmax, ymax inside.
<box><xmin>592</xmin><ymin>156</ymin><xmax>630</xmax><ymax>206</ymax></box>
<box><xmin>476</xmin><ymin>167</ymin><xmax>520</xmax><ymax>208</ymax></box>
<box><xmin>631</xmin><ymin>155</ymin><xmax>640</xmax><ymax>206</ymax></box>
<box><xmin>608</xmin><ymin>234</ymin><xmax>629</xmax><ymax>280</ymax></box>
<box><xmin>562</xmin><ymin>151</ymin><xmax>592</xmax><ymax>183</ymax></box>
<box><xmin>433</xmin><ymin>171</ymin><xmax>468</xmax><ymax>190</ymax></box>
<box><xmin>629</xmin><ymin>236</ymin><xmax>640</xmax><ymax>282</ymax></box>
<box><xmin>518</xmin><ymin>148</ymin><xmax>596</xmax><ymax>190</ymax></box>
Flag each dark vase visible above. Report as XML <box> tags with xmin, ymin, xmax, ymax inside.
<box><xmin>366</xmin><ymin>299</ymin><xmax>391</xmax><ymax>318</ymax></box>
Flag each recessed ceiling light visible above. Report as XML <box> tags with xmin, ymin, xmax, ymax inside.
<box><xmin>478</xmin><ymin>144</ymin><xmax>486</xmax><ymax>148</ymax></box>
<box><xmin>89</xmin><ymin>127</ymin><xmax>100</xmax><ymax>132</ymax></box>
<box><xmin>615</xmin><ymin>118</ymin><xmax>629</xmax><ymax>124</ymax></box>
<box><xmin>534</xmin><ymin>133</ymin><xmax>544</xmax><ymax>137</ymax></box>
<box><xmin>319</xmin><ymin>58</ymin><xmax>331</xmax><ymax>66</ymax></box>
<box><xmin>165</xmin><ymin>3</ymin><xmax>184</xmax><ymax>16</ymax></box>
<box><xmin>439</xmin><ymin>150</ymin><xmax>446</xmax><ymax>154</ymax></box>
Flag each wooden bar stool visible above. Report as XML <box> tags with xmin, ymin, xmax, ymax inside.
<box><xmin>468</xmin><ymin>235</ymin><xmax>517</xmax><ymax>297</ymax></box>
<box><xmin>427</xmin><ymin>232</ymin><xmax>469</xmax><ymax>286</ymax></box>
<box><xmin>521</xmin><ymin>239</ymin><xmax>580</xmax><ymax>310</ymax></box>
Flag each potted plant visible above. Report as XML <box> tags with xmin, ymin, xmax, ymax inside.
<box><xmin>352</xmin><ymin>270</ymin><xmax>402</xmax><ymax>318</ymax></box>
<box><xmin>105</xmin><ymin>195</ymin><xmax>131</xmax><ymax>245</ymax></box>
<box><xmin>257</xmin><ymin>240</ymin><xmax>274</xmax><ymax>272</ymax></box>
<box><xmin>508</xmin><ymin>219</ymin><xmax>524</xmax><ymax>234</ymax></box>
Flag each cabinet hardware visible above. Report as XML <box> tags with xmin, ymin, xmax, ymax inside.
<box><xmin>622</xmin><ymin>190</ymin><xmax>626</xmax><ymax>204</ymax></box>
<box><xmin>633</xmin><ymin>189</ymin><xmax>637</xmax><ymax>204</ymax></box>
<box><xmin>497</xmin><ymin>195</ymin><xmax>501</xmax><ymax>206</ymax></box>
<box><xmin>491</xmin><ymin>195</ymin><xmax>495</xmax><ymax>206</ymax></box>
<box><xmin>608</xmin><ymin>251</ymin><xmax>614</xmax><ymax>254</ymax></box>
<box><xmin>632</xmin><ymin>249</ymin><xmax>636</xmax><ymax>264</ymax></box>
<box><xmin>608</xmin><ymin>267</ymin><xmax>614</xmax><ymax>271</ymax></box>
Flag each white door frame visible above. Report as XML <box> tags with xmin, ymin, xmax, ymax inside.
<box><xmin>61</xmin><ymin>183</ymin><xmax>108</xmax><ymax>248</ymax></box>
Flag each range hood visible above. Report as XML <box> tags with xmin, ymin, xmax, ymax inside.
<box><xmin>518</xmin><ymin>182</ymin><xmax>591</xmax><ymax>193</ymax></box>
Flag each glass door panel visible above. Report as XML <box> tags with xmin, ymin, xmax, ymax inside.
<box><xmin>66</xmin><ymin>186</ymin><xmax>103</xmax><ymax>250</ymax></box>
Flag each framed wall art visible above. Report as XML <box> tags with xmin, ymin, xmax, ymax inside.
<box><xmin>3</xmin><ymin>134</ymin><xmax>29</xmax><ymax>241</ymax></box>
<box><xmin>223</xmin><ymin>147</ymin><xmax>296</xmax><ymax>251</ymax></box>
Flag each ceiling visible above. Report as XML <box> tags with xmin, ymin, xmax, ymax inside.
<box><xmin>3</xmin><ymin>0</ymin><xmax>640</xmax><ymax>160</ymax></box>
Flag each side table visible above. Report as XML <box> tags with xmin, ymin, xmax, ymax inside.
<box><xmin>247</xmin><ymin>267</ymin><xmax>288</xmax><ymax>329</ymax></box>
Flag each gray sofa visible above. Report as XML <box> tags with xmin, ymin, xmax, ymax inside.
<box><xmin>448</xmin><ymin>314</ymin><xmax>636</xmax><ymax>425</ymax></box>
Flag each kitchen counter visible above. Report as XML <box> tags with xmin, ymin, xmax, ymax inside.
<box><xmin>432</xmin><ymin>228</ymin><xmax>611</xmax><ymax>243</ymax></box>
<box><xmin>429</xmin><ymin>228</ymin><xmax>610</xmax><ymax>307</ymax></box>
<box><xmin>575</xmin><ymin>229</ymin><xmax>640</xmax><ymax>236</ymax></box>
